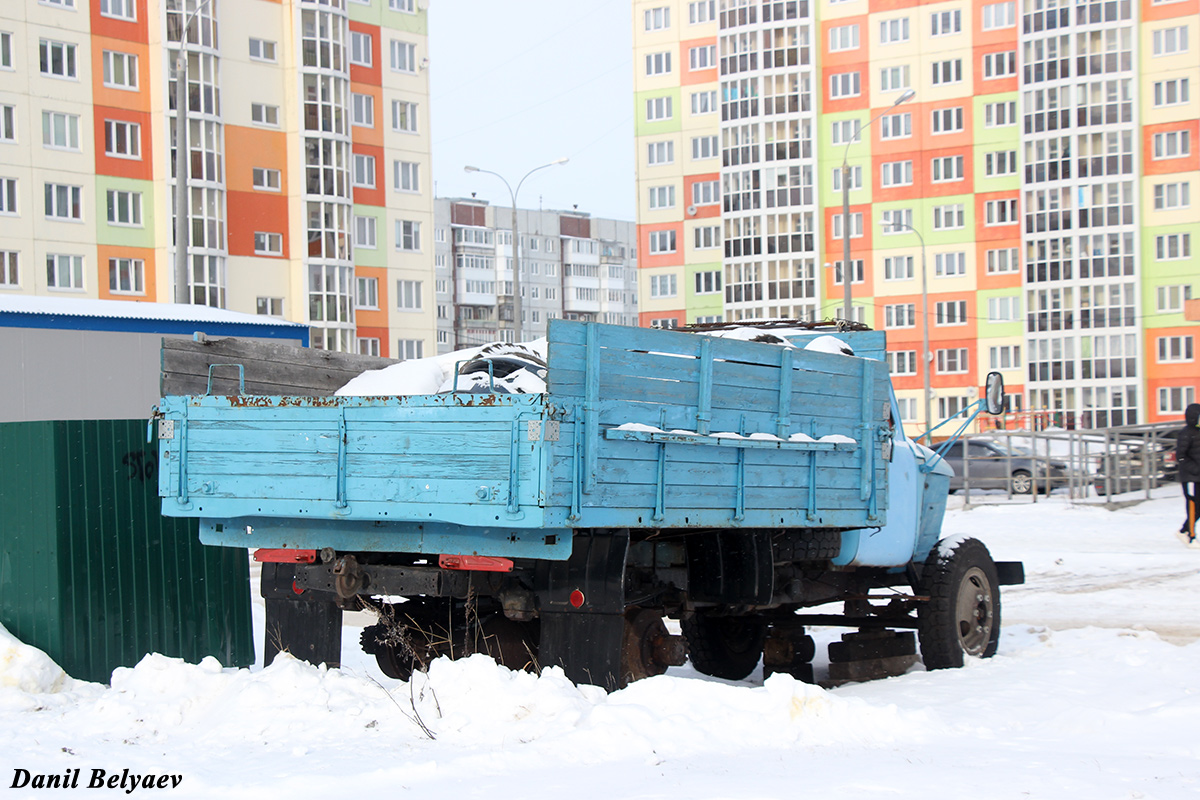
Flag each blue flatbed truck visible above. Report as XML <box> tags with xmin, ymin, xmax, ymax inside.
<box><xmin>156</xmin><ymin>319</ymin><xmax>1022</xmax><ymax>688</ymax></box>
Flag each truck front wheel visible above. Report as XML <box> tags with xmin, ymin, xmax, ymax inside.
<box><xmin>681</xmin><ymin>612</ymin><xmax>766</xmax><ymax>681</ymax></box>
<box><xmin>917</xmin><ymin>537</ymin><xmax>1001</xmax><ymax>670</ymax></box>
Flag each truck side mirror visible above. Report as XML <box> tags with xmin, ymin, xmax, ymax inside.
<box><xmin>984</xmin><ymin>372</ymin><xmax>1005</xmax><ymax>415</ymax></box>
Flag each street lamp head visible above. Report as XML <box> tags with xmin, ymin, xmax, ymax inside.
<box><xmin>893</xmin><ymin>89</ymin><xmax>916</xmax><ymax>107</ymax></box>
<box><xmin>550</xmin><ymin>157</ymin><xmax>569</xmax><ymax>166</ymax></box>
<box><xmin>463</xmin><ymin>165</ymin><xmax>479</xmax><ymax>173</ymax></box>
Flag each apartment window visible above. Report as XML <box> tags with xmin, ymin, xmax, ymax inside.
<box><xmin>985</xmin><ymin>101</ymin><xmax>1017</xmax><ymax>127</ymax></box>
<box><xmin>690</xmin><ymin>90</ymin><xmax>716</xmax><ymax>115</ymax></box>
<box><xmin>694</xmin><ymin>225</ymin><xmax>719</xmax><ymax>249</ymax></box>
<box><xmin>1157</xmin><ymin>335</ymin><xmax>1194</xmax><ymax>363</ymax></box>
<box><xmin>884</xmin><ymin>255</ymin><xmax>914</xmax><ymax>281</ymax></box>
<box><xmin>931</xmin><ymin>59</ymin><xmax>963</xmax><ymax>86</ymax></box>
<box><xmin>692</xmin><ymin>180</ymin><xmax>718</xmax><ymax>206</ymax></box>
<box><xmin>249</xmin><ymin>38</ymin><xmax>277</xmax><ymax>62</ymax></box>
<box><xmin>0</xmin><ymin>105</ymin><xmax>13</xmax><ymax>142</ymax></box>
<box><xmin>352</xmin><ymin>93</ymin><xmax>374</xmax><ymax>128</ymax></box>
<box><xmin>252</xmin><ymin>232</ymin><xmax>281</xmax><ymax>256</ymax></box>
<box><xmin>1153</xmin><ymin>130</ymin><xmax>1190</xmax><ymax>160</ymax></box>
<box><xmin>989</xmin><ymin>345</ymin><xmax>1021</xmax><ymax>370</ymax></box>
<box><xmin>108</xmin><ymin>257</ymin><xmax>144</xmax><ymax>294</ymax></box>
<box><xmin>692</xmin><ymin>136</ymin><xmax>718</xmax><ymax>160</ymax></box>
<box><xmin>833</xmin><ymin>260</ymin><xmax>864</xmax><ymax>285</ymax></box>
<box><xmin>880</xmin><ymin>113</ymin><xmax>911</xmax><ymax>140</ymax></box>
<box><xmin>104</xmin><ymin>119</ymin><xmax>140</xmax><ymax>159</ymax></box>
<box><xmin>939</xmin><ymin>397</ymin><xmax>970</xmax><ymax>418</ymax></box>
<box><xmin>1154</xmin><ymin>78</ymin><xmax>1190</xmax><ymax>107</ymax></box>
<box><xmin>987</xmin><ymin>296</ymin><xmax>1020</xmax><ymax>321</ymax></box>
<box><xmin>0</xmin><ymin>178</ymin><xmax>15</xmax><ymax>215</ymax></box>
<box><xmin>982</xmin><ymin>1</ymin><xmax>1016</xmax><ymax>29</ymax></box>
<box><xmin>396</xmin><ymin>279</ymin><xmax>422</xmax><ymax>310</ymax></box>
<box><xmin>935</xmin><ymin>252</ymin><xmax>966</xmax><ymax>276</ymax></box>
<box><xmin>985</xmin><ymin>198</ymin><xmax>1019</xmax><ymax>225</ymax></box>
<box><xmin>390</xmin><ymin>0</ymin><xmax>416</xmax><ymax>12</ymax></box>
<box><xmin>44</xmin><ymin>183</ymin><xmax>81</xmax><ymax>220</ymax></box>
<box><xmin>355</xmin><ymin>215</ymin><xmax>377</xmax><ymax>249</ymax></box>
<box><xmin>257</xmin><ymin>297</ymin><xmax>283</xmax><ymax>316</ymax></box>
<box><xmin>884</xmin><ymin>303</ymin><xmax>916</xmax><ymax>328</ymax></box>
<box><xmin>930</xmin><ymin>9</ymin><xmax>961</xmax><ymax>35</ymax></box>
<box><xmin>352</xmin><ymin>154</ymin><xmax>376</xmax><ymax>189</ymax></box>
<box><xmin>829</xmin><ymin>24</ymin><xmax>859</xmax><ymax>52</ymax></box>
<box><xmin>887</xmin><ymin>351</ymin><xmax>917</xmax><ymax>375</ymax></box>
<box><xmin>1160</xmin><ymin>387</ymin><xmax>1196</xmax><ymax>415</ymax></box>
<box><xmin>879</xmin><ymin>17</ymin><xmax>909</xmax><ymax>44</ymax></box>
<box><xmin>357</xmin><ymin>338</ymin><xmax>380</xmax><ymax>357</ymax></box>
<box><xmin>649</xmin><ymin>185</ymin><xmax>675</xmax><ymax>209</ymax></box>
<box><xmin>830</xmin><ymin>72</ymin><xmax>861</xmax><ymax>99</ymax></box>
<box><xmin>896</xmin><ymin>397</ymin><xmax>917</xmax><ymax>421</ymax></box>
<box><xmin>648</xmin><ymin>230</ymin><xmax>676</xmax><ymax>254</ymax></box>
<box><xmin>356</xmin><ymin>276</ymin><xmax>378</xmax><ymax>309</ymax></box>
<box><xmin>930</xmin><ymin>107</ymin><xmax>963</xmax><ymax>134</ymax></box>
<box><xmin>832</xmin><ymin>165</ymin><xmax>862</xmax><ymax>192</ymax></box>
<box><xmin>392</xmin><ymin>101</ymin><xmax>418</xmax><ymax>133</ymax></box>
<box><xmin>0</xmin><ymin>250</ymin><xmax>17</xmax><ymax>286</ymax></box>
<box><xmin>39</xmin><ymin>40</ymin><xmax>77</xmax><ymax>79</ymax></box>
<box><xmin>689</xmin><ymin>1</ymin><xmax>715</xmax><ymax>24</ymax></box>
<box><xmin>390</xmin><ymin>40</ymin><xmax>416</xmax><ymax>73</ymax></box>
<box><xmin>394</xmin><ymin>338</ymin><xmax>423</xmax><ymax>360</ymax></box>
<box><xmin>1154</xmin><ymin>182</ymin><xmax>1191</xmax><ymax>210</ymax></box>
<box><xmin>647</xmin><ymin>96</ymin><xmax>673</xmax><ymax>121</ymax></box>
<box><xmin>102</xmin><ymin>51</ymin><xmax>138</xmax><ymax>89</ymax></box>
<box><xmin>1</xmin><ymin>32</ymin><xmax>12</xmax><ymax>70</ymax></box>
<box><xmin>100</xmin><ymin>0</ymin><xmax>136</xmax><ymax>21</ymax></box>
<box><xmin>937</xmin><ymin>349</ymin><xmax>969</xmax><ymax>373</ymax></box>
<box><xmin>350</xmin><ymin>31</ymin><xmax>372</xmax><ymax>67</ymax></box>
<box><xmin>106</xmin><ymin>189</ymin><xmax>141</xmax><ymax>226</ymax></box>
<box><xmin>1152</xmin><ymin>26</ymin><xmax>1189</xmax><ymax>56</ymax></box>
<box><xmin>1156</xmin><ymin>284</ymin><xmax>1192</xmax><ymax>313</ymax></box>
<box><xmin>1156</xmin><ymin>234</ymin><xmax>1191</xmax><ymax>260</ymax></box>
<box><xmin>650</xmin><ymin>274</ymin><xmax>677</xmax><ymax>298</ymax></box>
<box><xmin>982</xmin><ymin>51</ymin><xmax>1016</xmax><ymax>79</ymax></box>
<box><xmin>253</xmin><ymin>167</ymin><xmax>281</xmax><ymax>191</ymax></box>
<box><xmin>646</xmin><ymin>51</ymin><xmax>672</xmax><ymax>76</ymax></box>
<box><xmin>396</xmin><ymin>220</ymin><xmax>421</xmax><ymax>251</ymax></box>
<box><xmin>879</xmin><ymin>65</ymin><xmax>910</xmax><ymax>93</ymax></box>
<box><xmin>931</xmin><ymin>155</ymin><xmax>964</xmax><ymax>183</ymax></box>
<box><xmin>831</xmin><ymin>119</ymin><xmax>861</xmax><ymax>146</ymax></box>
<box><xmin>42</xmin><ymin>111</ymin><xmax>80</xmax><ymax>150</ymax></box>
<box><xmin>881</xmin><ymin>208</ymin><xmax>913</xmax><ymax>233</ymax></box>
<box><xmin>46</xmin><ymin>254</ymin><xmax>83</xmax><ymax>290</ymax></box>
<box><xmin>694</xmin><ymin>271</ymin><xmax>721</xmax><ymax>294</ymax></box>
<box><xmin>936</xmin><ymin>300</ymin><xmax>967</xmax><ymax>325</ymax></box>
<box><xmin>985</xmin><ymin>150</ymin><xmax>1017</xmax><ymax>176</ymax></box>
<box><xmin>932</xmin><ymin>204</ymin><xmax>964</xmax><ymax>230</ymax></box>
<box><xmin>645</xmin><ymin>6</ymin><xmax>670</xmax><ymax>30</ymax></box>
<box><xmin>394</xmin><ymin>160</ymin><xmax>419</xmax><ymax>192</ymax></box>
<box><xmin>251</xmin><ymin>103</ymin><xmax>280</xmax><ymax>126</ymax></box>
<box><xmin>689</xmin><ymin>45</ymin><xmax>715</xmax><ymax>70</ymax></box>
<box><xmin>987</xmin><ymin>247</ymin><xmax>1019</xmax><ymax>274</ymax></box>
<box><xmin>648</xmin><ymin>140</ymin><xmax>674</xmax><ymax>165</ymax></box>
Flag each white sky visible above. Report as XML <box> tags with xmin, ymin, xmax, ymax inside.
<box><xmin>428</xmin><ymin>0</ymin><xmax>636</xmax><ymax>222</ymax></box>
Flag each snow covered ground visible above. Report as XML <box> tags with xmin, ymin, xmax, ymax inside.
<box><xmin>4</xmin><ymin>489</ymin><xmax>1199</xmax><ymax>799</ymax></box>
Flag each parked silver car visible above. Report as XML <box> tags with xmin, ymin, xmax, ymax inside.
<box><xmin>940</xmin><ymin>438</ymin><xmax>1069</xmax><ymax>494</ymax></box>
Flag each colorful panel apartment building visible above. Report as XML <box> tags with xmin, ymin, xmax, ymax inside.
<box><xmin>0</xmin><ymin>0</ymin><xmax>436</xmax><ymax>358</ymax></box>
<box><xmin>631</xmin><ymin>0</ymin><xmax>1198</xmax><ymax>434</ymax></box>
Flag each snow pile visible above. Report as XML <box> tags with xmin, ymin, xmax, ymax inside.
<box><xmin>1</xmin><ymin>623</ymin><xmax>75</xmax><ymax>695</ymax></box>
<box><xmin>337</xmin><ymin>340</ymin><xmax>548</xmax><ymax>396</ymax></box>
<box><xmin>612</xmin><ymin>424</ymin><xmax>856</xmax><ymax>445</ymax></box>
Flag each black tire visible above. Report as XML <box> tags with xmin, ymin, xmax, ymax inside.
<box><xmin>681</xmin><ymin>613</ymin><xmax>766</xmax><ymax>680</ymax></box>
<box><xmin>1010</xmin><ymin>469</ymin><xmax>1033</xmax><ymax>494</ymax></box>
<box><xmin>917</xmin><ymin>537</ymin><xmax>1001</xmax><ymax>670</ymax></box>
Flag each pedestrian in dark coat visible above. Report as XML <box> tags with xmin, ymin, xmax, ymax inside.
<box><xmin>1177</xmin><ymin>402</ymin><xmax>1200</xmax><ymax>542</ymax></box>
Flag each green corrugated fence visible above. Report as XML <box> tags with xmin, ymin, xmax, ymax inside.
<box><xmin>0</xmin><ymin>419</ymin><xmax>254</xmax><ymax>683</ymax></box>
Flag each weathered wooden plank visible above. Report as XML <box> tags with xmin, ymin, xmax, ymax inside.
<box><xmin>161</xmin><ymin>335</ymin><xmax>395</xmax><ymax>397</ymax></box>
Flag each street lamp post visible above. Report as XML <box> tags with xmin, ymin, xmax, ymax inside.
<box><xmin>882</xmin><ymin>217</ymin><xmax>931</xmax><ymax>441</ymax></box>
<box><xmin>173</xmin><ymin>0</ymin><xmax>214</xmax><ymax>305</ymax></box>
<box><xmin>841</xmin><ymin>89</ymin><xmax>915</xmax><ymax>322</ymax></box>
<box><xmin>463</xmin><ymin>158</ymin><xmax>569</xmax><ymax>342</ymax></box>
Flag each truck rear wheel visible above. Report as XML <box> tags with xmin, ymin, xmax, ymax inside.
<box><xmin>917</xmin><ymin>537</ymin><xmax>1001</xmax><ymax>670</ymax></box>
<box><xmin>681</xmin><ymin>612</ymin><xmax>766</xmax><ymax>681</ymax></box>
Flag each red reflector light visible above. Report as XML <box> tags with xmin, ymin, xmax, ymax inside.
<box><xmin>254</xmin><ymin>549</ymin><xmax>317</xmax><ymax>563</ymax></box>
<box><xmin>569</xmin><ymin>589</ymin><xmax>585</xmax><ymax>608</ymax></box>
<box><xmin>438</xmin><ymin>554</ymin><xmax>514</xmax><ymax>572</ymax></box>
